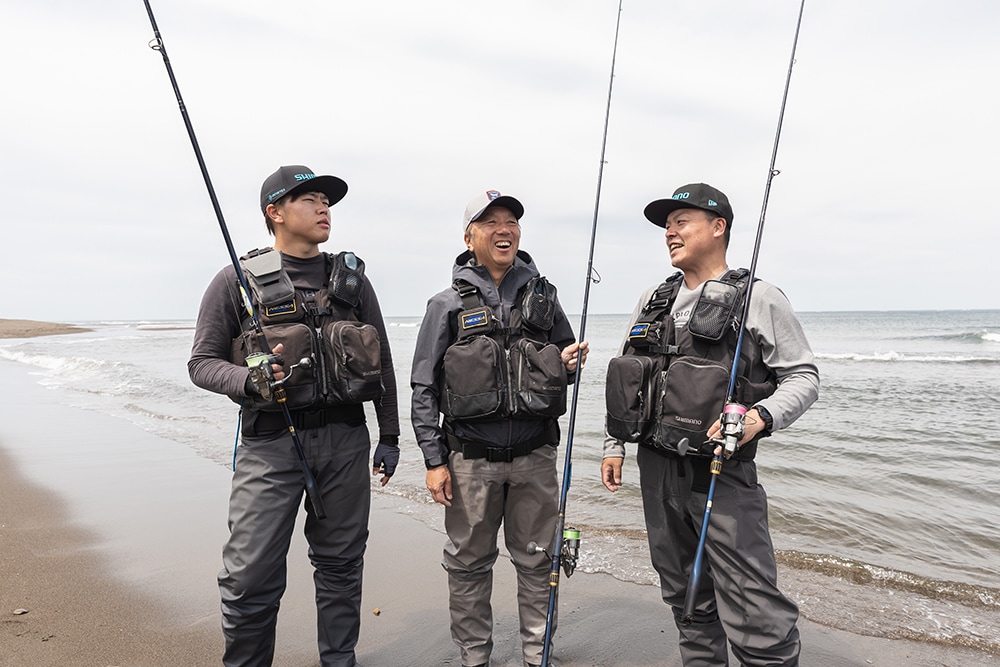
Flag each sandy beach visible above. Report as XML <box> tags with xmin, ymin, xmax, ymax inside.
<box><xmin>0</xmin><ymin>319</ymin><xmax>93</xmax><ymax>339</ymax></box>
<box><xmin>1</xmin><ymin>322</ymin><xmax>996</xmax><ymax>666</ymax></box>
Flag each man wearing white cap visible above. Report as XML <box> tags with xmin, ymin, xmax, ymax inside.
<box><xmin>411</xmin><ymin>190</ymin><xmax>588</xmax><ymax>667</ymax></box>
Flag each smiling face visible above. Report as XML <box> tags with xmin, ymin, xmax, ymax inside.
<box><xmin>266</xmin><ymin>190</ymin><xmax>331</xmax><ymax>257</ymax></box>
<box><xmin>465</xmin><ymin>205</ymin><xmax>521</xmax><ymax>285</ymax></box>
<box><xmin>664</xmin><ymin>207</ymin><xmax>727</xmax><ymax>275</ymax></box>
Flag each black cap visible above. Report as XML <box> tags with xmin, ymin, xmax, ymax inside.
<box><xmin>643</xmin><ymin>183</ymin><xmax>733</xmax><ymax>228</ymax></box>
<box><xmin>260</xmin><ymin>165</ymin><xmax>348</xmax><ymax>214</ymax></box>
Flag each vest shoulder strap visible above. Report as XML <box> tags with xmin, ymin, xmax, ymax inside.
<box><xmin>640</xmin><ymin>271</ymin><xmax>684</xmax><ymax>321</ymax></box>
<box><xmin>451</xmin><ymin>279</ymin><xmax>482</xmax><ymax>311</ymax></box>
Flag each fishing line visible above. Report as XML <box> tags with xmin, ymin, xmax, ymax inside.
<box><xmin>682</xmin><ymin>0</ymin><xmax>808</xmax><ymax>624</ymax></box>
<box><xmin>141</xmin><ymin>0</ymin><xmax>327</xmax><ymax>519</ymax></box>
<box><xmin>529</xmin><ymin>2</ymin><xmax>624</xmax><ymax>662</ymax></box>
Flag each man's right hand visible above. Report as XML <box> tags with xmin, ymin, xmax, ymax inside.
<box><xmin>426</xmin><ymin>465</ymin><xmax>453</xmax><ymax>507</ymax></box>
<box><xmin>601</xmin><ymin>457</ymin><xmax>624</xmax><ymax>492</ymax></box>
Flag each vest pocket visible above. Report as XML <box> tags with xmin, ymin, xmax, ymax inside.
<box><xmin>605</xmin><ymin>355</ymin><xmax>661</xmax><ymax>443</ymax></box>
<box><xmin>233</xmin><ymin>322</ymin><xmax>320</xmax><ymax>410</ymax></box>
<box><xmin>322</xmin><ymin>320</ymin><xmax>384</xmax><ymax>404</ymax></box>
<box><xmin>654</xmin><ymin>357</ymin><xmax>730</xmax><ymax>451</ymax></box>
<box><xmin>441</xmin><ymin>335</ymin><xmax>505</xmax><ymax>419</ymax></box>
<box><xmin>510</xmin><ymin>338</ymin><xmax>567</xmax><ymax>418</ymax></box>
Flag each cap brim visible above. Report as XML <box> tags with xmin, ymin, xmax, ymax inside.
<box><xmin>285</xmin><ymin>175</ymin><xmax>349</xmax><ymax>207</ymax></box>
<box><xmin>483</xmin><ymin>195</ymin><xmax>524</xmax><ymax>221</ymax></box>
<box><xmin>643</xmin><ymin>198</ymin><xmax>708</xmax><ymax>227</ymax></box>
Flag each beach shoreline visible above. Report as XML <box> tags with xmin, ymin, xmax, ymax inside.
<box><xmin>1</xmin><ymin>320</ymin><xmax>996</xmax><ymax>666</ymax></box>
<box><xmin>0</xmin><ymin>319</ymin><xmax>93</xmax><ymax>339</ymax></box>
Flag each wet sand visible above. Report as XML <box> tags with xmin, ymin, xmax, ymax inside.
<box><xmin>1</xmin><ymin>321</ymin><xmax>996</xmax><ymax>666</ymax></box>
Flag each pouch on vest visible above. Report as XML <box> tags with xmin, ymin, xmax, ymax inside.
<box><xmin>509</xmin><ymin>337</ymin><xmax>567</xmax><ymax>417</ymax></box>
<box><xmin>689</xmin><ymin>278</ymin><xmax>743</xmax><ymax>342</ymax></box>
<box><xmin>606</xmin><ymin>354</ymin><xmax>662</xmax><ymax>442</ymax></box>
<box><xmin>321</xmin><ymin>320</ymin><xmax>384</xmax><ymax>404</ymax></box>
<box><xmin>328</xmin><ymin>251</ymin><xmax>365</xmax><ymax>308</ymax></box>
<box><xmin>232</xmin><ymin>322</ymin><xmax>321</xmax><ymax>411</ymax></box>
<box><xmin>652</xmin><ymin>356</ymin><xmax>731</xmax><ymax>454</ymax></box>
<box><xmin>241</xmin><ymin>248</ymin><xmax>295</xmax><ymax>311</ymax></box>
<box><xmin>521</xmin><ymin>276</ymin><xmax>557</xmax><ymax>332</ymax></box>
<box><xmin>441</xmin><ymin>334</ymin><xmax>505</xmax><ymax>420</ymax></box>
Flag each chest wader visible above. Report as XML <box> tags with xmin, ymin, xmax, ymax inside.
<box><xmin>605</xmin><ymin>269</ymin><xmax>776</xmax><ymax>460</ymax></box>
<box><xmin>230</xmin><ymin>248</ymin><xmax>384</xmax><ymax>435</ymax></box>
<box><xmin>440</xmin><ymin>277</ymin><xmax>567</xmax><ymax>461</ymax></box>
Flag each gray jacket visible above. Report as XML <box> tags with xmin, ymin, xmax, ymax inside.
<box><xmin>411</xmin><ymin>250</ymin><xmax>577</xmax><ymax>468</ymax></box>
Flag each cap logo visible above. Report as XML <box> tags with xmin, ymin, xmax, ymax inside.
<box><xmin>294</xmin><ymin>173</ymin><xmax>317</xmax><ymax>182</ymax></box>
<box><xmin>267</xmin><ymin>187</ymin><xmax>287</xmax><ymax>202</ymax></box>
<box><xmin>672</xmin><ymin>192</ymin><xmax>691</xmax><ymax>201</ymax></box>
<box><xmin>486</xmin><ymin>190</ymin><xmax>501</xmax><ymax>201</ymax></box>
<box><xmin>707</xmin><ymin>199</ymin><xmax>718</xmax><ymax>206</ymax></box>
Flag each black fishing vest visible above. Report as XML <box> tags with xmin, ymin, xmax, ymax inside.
<box><xmin>605</xmin><ymin>269</ymin><xmax>776</xmax><ymax>460</ymax></box>
<box><xmin>439</xmin><ymin>276</ymin><xmax>568</xmax><ymax>422</ymax></box>
<box><xmin>230</xmin><ymin>248</ymin><xmax>384</xmax><ymax>413</ymax></box>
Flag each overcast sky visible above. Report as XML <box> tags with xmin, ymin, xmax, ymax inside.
<box><xmin>3</xmin><ymin>0</ymin><xmax>997</xmax><ymax>321</ymax></box>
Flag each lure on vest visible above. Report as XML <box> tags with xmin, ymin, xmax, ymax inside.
<box><xmin>440</xmin><ymin>276</ymin><xmax>568</xmax><ymax>422</ymax></box>
<box><xmin>230</xmin><ymin>247</ymin><xmax>384</xmax><ymax>412</ymax></box>
<box><xmin>605</xmin><ymin>269</ymin><xmax>776</xmax><ymax>460</ymax></box>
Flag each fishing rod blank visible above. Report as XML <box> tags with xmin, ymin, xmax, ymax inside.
<box><xmin>681</xmin><ymin>0</ymin><xmax>807</xmax><ymax>624</ymax></box>
<box><xmin>528</xmin><ymin>2</ymin><xmax>625</xmax><ymax>663</ymax></box>
<box><xmin>142</xmin><ymin>0</ymin><xmax>327</xmax><ymax>519</ymax></box>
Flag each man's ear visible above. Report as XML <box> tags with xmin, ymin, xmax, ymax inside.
<box><xmin>266</xmin><ymin>203</ymin><xmax>283</xmax><ymax>227</ymax></box>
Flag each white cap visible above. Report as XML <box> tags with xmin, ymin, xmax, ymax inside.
<box><xmin>462</xmin><ymin>190</ymin><xmax>524</xmax><ymax>234</ymax></box>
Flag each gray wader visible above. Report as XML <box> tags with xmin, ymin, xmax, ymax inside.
<box><xmin>219</xmin><ymin>420</ymin><xmax>371</xmax><ymax>667</ymax></box>
<box><xmin>636</xmin><ymin>445</ymin><xmax>800</xmax><ymax>667</ymax></box>
<box><xmin>443</xmin><ymin>444</ymin><xmax>559</xmax><ymax>667</ymax></box>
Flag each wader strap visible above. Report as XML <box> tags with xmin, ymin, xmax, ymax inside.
<box><xmin>246</xmin><ymin>404</ymin><xmax>366</xmax><ymax>437</ymax></box>
<box><xmin>446</xmin><ymin>422</ymin><xmax>559</xmax><ymax>462</ymax></box>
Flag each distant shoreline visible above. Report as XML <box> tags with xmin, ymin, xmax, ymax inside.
<box><xmin>0</xmin><ymin>319</ymin><xmax>93</xmax><ymax>339</ymax></box>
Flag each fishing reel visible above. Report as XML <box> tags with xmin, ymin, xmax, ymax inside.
<box><xmin>245</xmin><ymin>353</ymin><xmax>312</xmax><ymax>402</ymax></box>
<box><xmin>676</xmin><ymin>403</ymin><xmax>747</xmax><ymax>459</ymax></box>
<box><xmin>527</xmin><ymin>527</ymin><xmax>581</xmax><ymax>578</ymax></box>
<box><xmin>714</xmin><ymin>402</ymin><xmax>747</xmax><ymax>459</ymax></box>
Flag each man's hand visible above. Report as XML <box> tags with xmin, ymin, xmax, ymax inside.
<box><xmin>269</xmin><ymin>342</ymin><xmax>286</xmax><ymax>382</ymax></box>
<box><xmin>601</xmin><ymin>457</ymin><xmax>624</xmax><ymax>492</ymax></box>
<box><xmin>372</xmin><ymin>440</ymin><xmax>399</xmax><ymax>487</ymax></box>
<box><xmin>706</xmin><ymin>408</ymin><xmax>766</xmax><ymax>456</ymax></box>
<box><xmin>561</xmin><ymin>340</ymin><xmax>589</xmax><ymax>373</ymax></box>
<box><xmin>426</xmin><ymin>465</ymin><xmax>453</xmax><ymax>507</ymax></box>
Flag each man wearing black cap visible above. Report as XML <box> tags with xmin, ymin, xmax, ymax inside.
<box><xmin>601</xmin><ymin>183</ymin><xmax>819</xmax><ymax>666</ymax></box>
<box><xmin>410</xmin><ymin>190</ymin><xmax>587</xmax><ymax>667</ymax></box>
<box><xmin>189</xmin><ymin>165</ymin><xmax>400</xmax><ymax>667</ymax></box>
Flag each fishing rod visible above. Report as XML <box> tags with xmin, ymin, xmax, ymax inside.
<box><xmin>141</xmin><ymin>0</ymin><xmax>327</xmax><ymax>519</ymax></box>
<box><xmin>680</xmin><ymin>0</ymin><xmax>807</xmax><ymax>624</ymax></box>
<box><xmin>525</xmin><ymin>2</ymin><xmax>624</xmax><ymax>663</ymax></box>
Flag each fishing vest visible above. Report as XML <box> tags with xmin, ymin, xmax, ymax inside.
<box><xmin>605</xmin><ymin>269</ymin><xmax>776</xmax><ymax>460</ymax></box>
<box><xmin>440</xmin><ymin>276</ymin><xmax>568</xmax><ymax>422</ymax></box>
<box><xmin>229</xmin><ymin>248</ymin><xmax>384</xmax><ymax>413</ymax></box>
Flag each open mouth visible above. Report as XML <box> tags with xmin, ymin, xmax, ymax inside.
<box><xmin>495</xmin><ymin>240</ymin><xmax>512</xmax><ymax>249</ymax></box>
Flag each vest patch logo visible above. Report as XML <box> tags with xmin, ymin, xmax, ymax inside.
<box><xmin>629</xmin><ymin>323</ymin><xmax>650</xmax><ymax>338</ymax></box>
<box><xmin>265</xmin><ymin>300</ymin><xmax>297</xmax><ymax>317</ymax></box>
<box><xmin>462</xmin><ymin>309</ymin><xmax>490</xmax><ymax>330</ymax></box>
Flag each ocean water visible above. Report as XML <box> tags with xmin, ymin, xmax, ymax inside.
<box><xmin>1</xmin><ymin>310</ymin><xmax>999</xmax><ymax>654</ymax></box>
